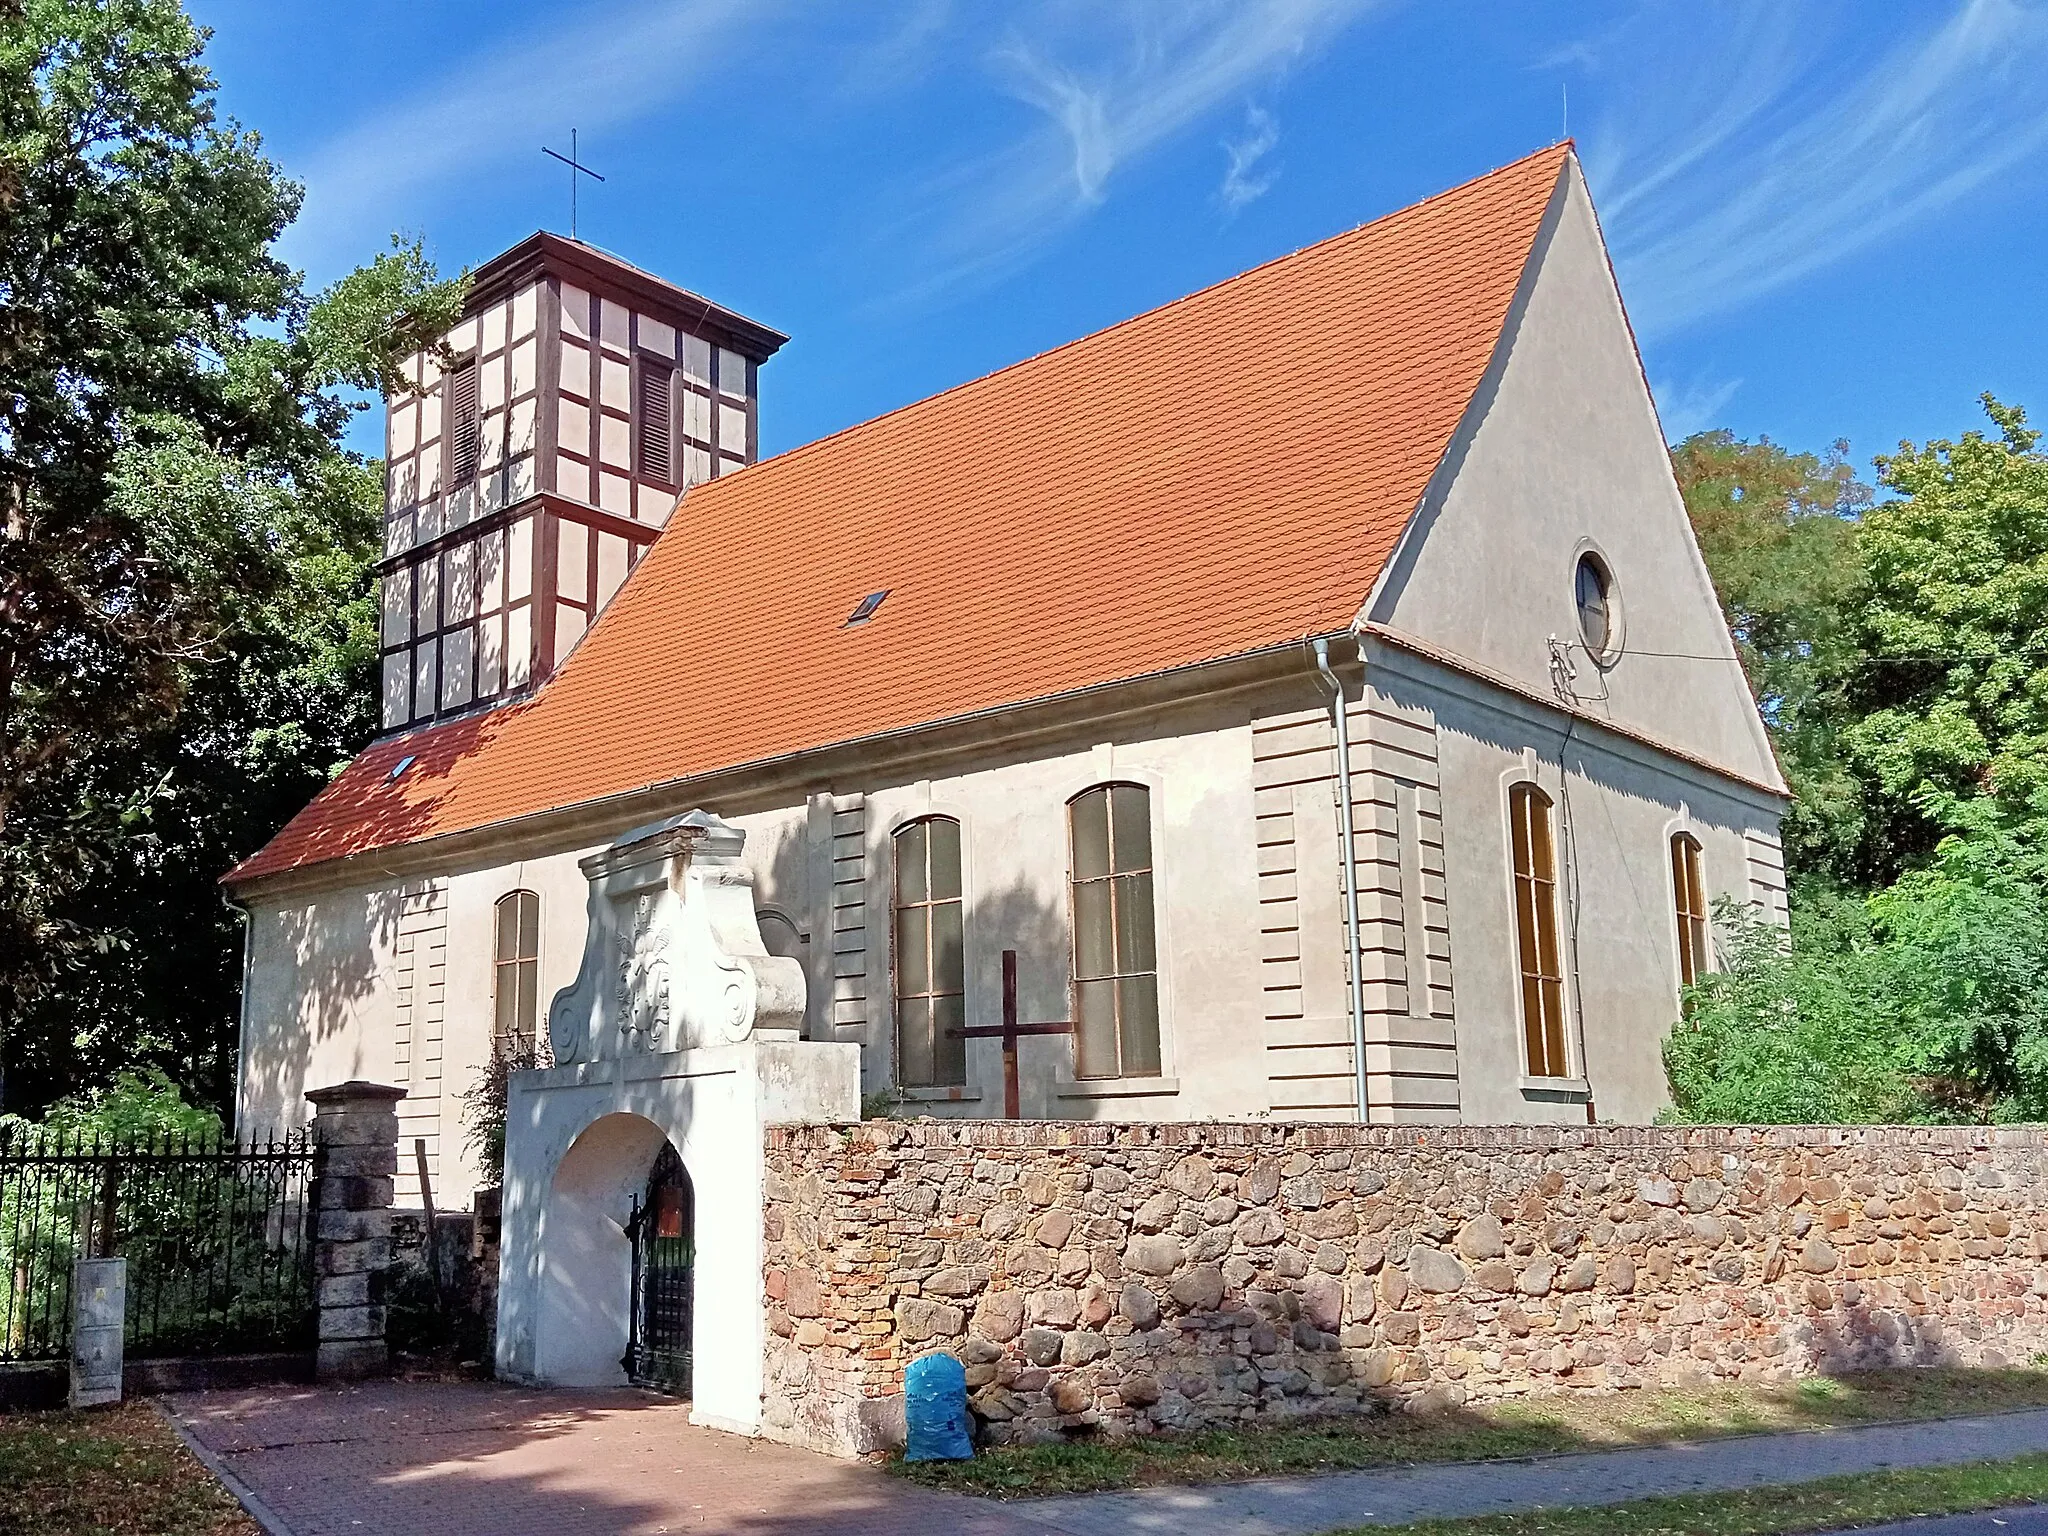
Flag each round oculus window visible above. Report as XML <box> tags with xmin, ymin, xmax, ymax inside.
<box><xmin>1575</xmin><ymin>551</ymin><xmax>1618</xmax><ymax>660</ymax></box>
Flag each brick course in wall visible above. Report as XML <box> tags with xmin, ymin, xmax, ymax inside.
<box><xmin>761</xmin><ymin>1121</ymin><xmax>2048</xmax><ymax>1456</ymax></box>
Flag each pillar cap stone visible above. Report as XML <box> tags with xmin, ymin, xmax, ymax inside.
<box><xmin>306</xmin><ymin>1081</ymin><xmax>408</xmax><ymax>1108</ymax></box>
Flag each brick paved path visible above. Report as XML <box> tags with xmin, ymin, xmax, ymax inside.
<box><xmin>169</xmin><ymin>1382</ymin><xmax>2048</xmax><ymax>1536</ymax></box>
<box><xmin>168</xmin><ymin>1380</ymin><xmax>1044</xmax><ymax>1536</ymax></box>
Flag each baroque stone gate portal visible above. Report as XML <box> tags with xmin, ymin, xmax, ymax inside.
<box><xmin>494</xmin><ymin>811</ymin><xmax>857</xmax><ymax>1434</ymax></box>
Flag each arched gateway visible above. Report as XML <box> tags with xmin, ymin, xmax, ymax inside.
<box><xmin>494</xmin><ymin>812</ymin><xmax>858</xmax><ymax>1433</ymax></box>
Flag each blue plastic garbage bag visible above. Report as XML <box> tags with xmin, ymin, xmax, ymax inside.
<box><xmin>903</xmin><ymin>1350</ymin><xmax>973</xmax><ymax>1461</ymax></box>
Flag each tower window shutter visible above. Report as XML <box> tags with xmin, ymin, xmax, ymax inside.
<box><xmin>449</xmin><ymin>357</ymin><xmax>481</xmax><ymax>483</ymax></box>
<box><xmin>640</xmin><ymin>359</ymin><xmax>674</xmax><ymax>486</ymax></box>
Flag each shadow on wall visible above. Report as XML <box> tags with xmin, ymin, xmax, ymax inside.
<box><xmin>859</xmin><ymin>872</ymin><xmax>1092</xmax><ymax>1122</ymax></box>
<box><xmin>1808</xmin><ymin>1298</ymin><xmax>1972</xmax><ymax>1372</ymax></box>
<box><xmin>757</xmin><ymin>820</ymin><xmax>817</xmax><ymax>1035</ymax></box>
<box><xmin>237</xmin><ymin>885</ymin><xmax>406</xmax><ymax>1134</ymax></box>
<box><xmin>530</xmin><ymin>1111</ymin><xmax>675</xmax><ymax>1387</ymax></box>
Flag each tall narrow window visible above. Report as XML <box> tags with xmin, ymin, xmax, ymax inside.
<box><xmin>893</xmin><ymin>818</ymin><xmax>965</xmax><ymax>1087</ymax></box>
<box><xmin>448</xmin><ymin>356</ymin><xmax>481</xmax><ymax>484</ymax></box>
<box><xmin>1671</xmin><ymin>832</ymin><xmax>1709</xmax><ymax>991</ymax></box>
<box><xmin>638</xmin><ymin>357</ymin><xmax>674</xmax><ymax>487</ymax></box>
<box><xmin>1070</xmin><ymin>784</ymin><xmax>1161</xmax><ymax>1079</ymax></box>
<box><xmin>493</xmin><ymin>889</ymin><xmax>540</xmax><ymax>1055</ymax></box>
<box><xmin>1508</xmin><ymin>784</ymin><xmax>1569</xmax><ymax>1078</ymax></box>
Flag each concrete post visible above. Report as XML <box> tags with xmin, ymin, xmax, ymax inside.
<box><xmin>305</xmin><ymin>1081</ymin><xmax>406</xmax><ymax>1381</ymax></box>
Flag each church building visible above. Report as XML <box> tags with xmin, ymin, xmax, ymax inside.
<box><xmin>227</xmin><ymin>144</ymin><xmax>1786</xmax><ymax>1208</ymax></box>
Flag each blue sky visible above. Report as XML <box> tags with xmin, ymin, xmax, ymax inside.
<box><xmin>192</xmin><ymin>1</ymin><xmax>2048</xmax><ymax>479</ymax></box>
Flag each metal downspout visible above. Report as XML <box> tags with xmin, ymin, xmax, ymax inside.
<box><xmin>1314</xmin><ymin>637</ymin><xmax>1370</xmax><ymax>1124</ymax></box>
<box><xmin>221</xmin><ymin>887</ymin><xmax>254</xmax><ymax>1137</ymax></box>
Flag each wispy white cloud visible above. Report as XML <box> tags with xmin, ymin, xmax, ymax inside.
<box><xmin>1220</xmin><ymin>105</ymin><xmax>1281</xmax><ymax>212</ymax></box>
<box><xmin>1652</xmin><ymin>375</ymin><xmax>1744</xmax><ymax>443</ymax></box>
<box><xmin>288</xmin><ymin>0</ymin><xmax>1374</xmax><ymax>300</ymax></box>
<box><xmin>1003</xmin><ymin>50</ymin><xmax>1118</xmax><ymax>205</ymax></box>
<box><xmin>285</xmin><ymin>0</ymin><xmax>772</xmax><ymax>267</ymax></box>
<box><xmin>1584</xmin><ymin>0</ymin><xmax>2048</xmax><ymax>340</ymax></box>
<box><xmin>892</xmin><ymin>0</ymin><xmax>1378</xmax><ymax>299</ymax></box>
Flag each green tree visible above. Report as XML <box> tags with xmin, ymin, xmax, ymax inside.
<box><xmin>1669</xmin><ymin>430</ymin><xmax>1868</xmax><ymax>882</ymax></box>
<box><xmin>0</xmin><ymin>0</ymin><xmax>465</xmax><ymax>1110</ymax></box>
<box><xmin>1845</xmin><ymin>397</ymin><xmax>2048</xmax><ymax>875</ymax></box>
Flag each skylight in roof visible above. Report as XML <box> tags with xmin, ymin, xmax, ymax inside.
<box><xmin>844</xmin><ymin>590</ymin><xmax>890</xmax><ymax>627</ymax></box>
<box><xmin>387</xmin><ymin>755</ymin><xmax>417</xmax><ymax>783</ymax></box>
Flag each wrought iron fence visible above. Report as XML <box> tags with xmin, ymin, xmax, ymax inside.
<box><xmin>0</xmin><ymin>1126</ymin><xmax>316</xmax><ymax>1364</ymax></box>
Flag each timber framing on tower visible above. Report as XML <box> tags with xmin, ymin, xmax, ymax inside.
<box><xmin>373</xmin><ymin>233</ymin><xmax>786</xmax><ymax>737</ymax></box>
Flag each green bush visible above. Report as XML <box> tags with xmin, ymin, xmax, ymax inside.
<box><xmin>1664</xmin><ymin>804</ymin><xmax>2048</xmax><ymax>1124</ymax></box>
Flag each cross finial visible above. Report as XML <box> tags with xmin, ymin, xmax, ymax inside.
<box><xmin>542</xmin><ymin>128</ymin><xmax>606</xmax><ymax>241</ymax></box>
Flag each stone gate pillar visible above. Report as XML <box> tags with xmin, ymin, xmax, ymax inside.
<box><xmin>306</xmin><ymin>1081</ymin><xmax>406</xmax><ymax>1381</ymax></box>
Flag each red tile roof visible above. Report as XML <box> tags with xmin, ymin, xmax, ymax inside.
<box><xmin>231</xmin><ymin>145</ymin><xmax>1572</xmax><ymax>887</ymax></box>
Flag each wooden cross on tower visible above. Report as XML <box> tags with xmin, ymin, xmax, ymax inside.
<box><xmin>949</xmin><ymin>949</ymin><xmax>1072</xmax><ymax>1120</ymax></box>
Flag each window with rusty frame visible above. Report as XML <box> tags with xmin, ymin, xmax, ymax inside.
<box><xmin>1671</xmin><ymin>831</ymin><xmax>1709</xmax><ymax>994</ymax></box>
<box><xmin>1509</xmin><ymin>783</ymin><xmax>1569</xmax><ymax>1078</ymax></box>
<box><xmin>1069</xmin><ymin>783</ymin><xmax>1161</xmax><ymax>1080</ymax></box>
<box><xmin>893</xmin><ymin>817</ymin><xmax>965</xmax><ymax>1088</ymax></box>
<box><xmin>493</xmin><ymin>889</ymin><xmax>540</xmax><ymax>1055</ymax></box>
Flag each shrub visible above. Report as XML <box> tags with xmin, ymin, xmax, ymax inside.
<box><xmin>1664</xmin><ymin>805</ymin><xmax>2048</xmax><ymax>1124</ymax></box>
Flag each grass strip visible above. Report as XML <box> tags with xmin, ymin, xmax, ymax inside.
<box><xmin>1330</xmin><ymin>1450</ymin><xmax>2048</xmax><ymax>1535</ymax></box>
<box><xmin>0</xmin><ymin>1402</ymin><xmax>258</xmax><ymax>1536</ymax></box>
<box><xmin>894</xmin><ymin>1366</ymin><xmax>2048</xmax><ymax>1498</ymax></box>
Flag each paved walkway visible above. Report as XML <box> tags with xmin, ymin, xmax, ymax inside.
<box><xmin>1851</xmin><ymin>1511</ymin><xmax>2048</xmax><ymax>1536</ymax></box>
<box><xmin>1021</xmin><ymin>1407</ymin><xmax>2048</xmax><ymax>1535</ymax></box>
<box><xmin>167</xmin><ymin>1381</ymin><xmax>2048</xmax><ymax>1536</ymax></box>
<box><xmin>168</xmin><ymin>1380</ymin><xmax>1042</xmax><ymax>1536</ymax></box>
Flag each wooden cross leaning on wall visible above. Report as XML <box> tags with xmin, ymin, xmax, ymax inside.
<box><xmin>948</xmin><ymin>949</ymin><xmax>1072</xmax><ymax>1120</ymax></box>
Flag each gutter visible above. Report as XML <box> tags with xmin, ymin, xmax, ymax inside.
<box><xmin>1313</xmin><ymin>635</ymin><xmax>1370</xmax><ymax>1125</ymax></box>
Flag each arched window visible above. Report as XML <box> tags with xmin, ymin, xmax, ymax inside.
<box><xmin>1671</xmin><ymin>832</ymin><xmax>1709</xmax><ymax>991</ymax></box>
<box><xmin>493</xmin><ymin>890</ymin><xmax>541</xmax><ymax>1055</ymax></box>
<box><xmin>1069</xmin><ymin>784</ymin><xmax>1160</xmax><ymax>1080</ymax></box>
<box><xmin>892</xmin><ymin>818</ymin><xmax>965</xmax><ymax>1087</ymax></box>
<box><xmin>1508</xmin><ymin>784</ymin><xmax>1568</xmax><ymax>1078</ymax></box>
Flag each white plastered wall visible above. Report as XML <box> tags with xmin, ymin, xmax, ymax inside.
<box><xmin>1366</xmin><ymin>155</ymin><xmax>1784</xmax><ymax>795</ymax></box>
<box><xmin>1373</xmin><ymin>647</ymin><xmax>1784</xmax><ymax>1125</ymax></box>
<box><xmin>237</xmin><ymin>634</ymin><xmax>1782</xmax><ymax>1188</ymax></box>
<box><xmin>853</xmin><ymin>716</ymin><xmax>1269</xmax><ymax>1123</ymax></box>
<box><xmin>234</xmin><ymin>700</ymin><xmax>1276</xmax><ymax>1201</ymax></box>
<box><xmin>237</xmin><ymin>887</ymin><xmax>402</xmax><ymax>1137</ymax></box>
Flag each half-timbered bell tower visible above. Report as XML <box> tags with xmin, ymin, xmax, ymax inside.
<box><xmin>377</xmin><ymin>234</ymin><xmax>787</xmax><ymax>733</ymax></box>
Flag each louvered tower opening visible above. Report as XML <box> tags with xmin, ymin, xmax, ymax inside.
<box><xmin>448</xmin><ymin>356</ymin><xmax>481</xmax><ymax>483</ymax></box>
<box><xmin>639</xmin><ymin>359</ymin><xmax>674</xmax><ymax>486</ymax></box>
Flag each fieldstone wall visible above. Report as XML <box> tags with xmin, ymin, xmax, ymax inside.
<box><xmin>760</xmin><ymin>1121</ymin><xmax>2048</xmax><ymax>1456</ymax></box>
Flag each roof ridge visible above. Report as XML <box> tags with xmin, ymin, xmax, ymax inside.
<box><xmin>680</xmin><ymin>141</ymin><xmax>1575</xmax><ymax>500</ymax></box>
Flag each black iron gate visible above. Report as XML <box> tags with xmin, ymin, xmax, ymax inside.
<box><xmin>623</xmin><ymin>1143</ymin><xmax>693</xmax><ymax>1395</ymax></box>
<box><xmin>0</xmin><ymin>1125</ymin><xmax>315</xmax><ymax>1364</ymax></box>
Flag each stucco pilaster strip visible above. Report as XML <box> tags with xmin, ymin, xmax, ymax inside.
<box><xmin>1252</xmin><ymin>705</ymin><xmax>1335</xmax><ymax>1112</ymax></box>
<box><xmin>1745</xmin><ymin>828</ymin><xmax>1791</xmax><ymax>924</ymax></box>
<box><xmin>828</xmin><ymin>794</ymin><xmax>868</xmax><ymax>1036</ymax></box>
<box><xmin>1350</xmin><ymin>684</ymin><xmax>1460</xmax><ymax>1120</ymax></box>
<box><xmin>392</xmin><ymin>881</ymin><xmax>447</xmax><ymax>1187</ymax></box>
